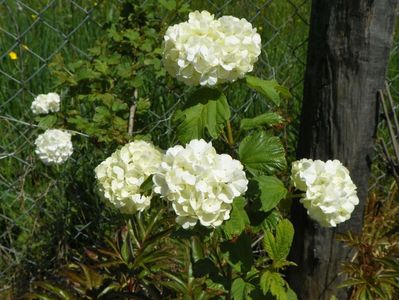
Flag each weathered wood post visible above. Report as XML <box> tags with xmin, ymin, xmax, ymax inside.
<box><xmin>288</xmin><ymin>1</ymin><xmax>398</xmax><ymax>299</ymax></box>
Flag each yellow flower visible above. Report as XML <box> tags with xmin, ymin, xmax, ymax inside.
<box><xmin>8</xmin><ymin>51</ymin><xmax>18</xmax><ymax>60</ymax></box>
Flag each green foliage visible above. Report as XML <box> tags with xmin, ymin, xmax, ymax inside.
<box><xmin>263</xmin><ymin>219</ymin><xmax>295</xmax><ymax>264</ymax></box>
<box><xmin>29</xmin><ymin>210</ymin><xmax>178</xmax><ymax>299</ymax></box>
<box><xmin>339</xmin><ymin>189</ymin><xmax>399</xmax><ymax>300</ymax></box>
<box><xmin>48</xmin><ymin>1</ymin><xmax>181</xmax><ymax>144</ymax></box>
<box><xmin>239</xmin><ymin>131</ymin><xmax>287</xmax><ymax>176</ymax></box>
<box><xmin>240</xmin><ymin>112</ymin><xmax>284</xmax><ymax>131</ymax></box>
<box><xmin>232</xmin><ymin>278</ymin><xmax>253</xmax><ymax>300</ymax></box>
<box><xmin>222</xmin><ymin>197</ymin><xmax>250</xmax><ymax>239</ymax></box>
<box><xmin>174</xmin><ymin>88</ymin><xmax>231</xmax><ymax>143</ymax></box>
<box><xmin>245</xmin><ymin>76</ymin><xmax>291</xmax><ymax>106</ymax></box>
<box><xmin>256</xmin><ymin>176</ymin><xmax>287</xmax><ymax>212</ymax></box>
<box><xmin>5</xmin><ymin>1</ymin><xmax>303</xmax><ymax>299</ymax></box>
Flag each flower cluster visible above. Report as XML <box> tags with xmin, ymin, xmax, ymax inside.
<box><xmin>163</xmin><ymin>10</ymin><xmax>261</xmax><ymax>86</ymax></box>
<box><xmin>153</xmin><ymin>139</ymin><xmax>248</xmax><ymax>229</ymax></box>
<box><xmin>95</xmin><ymin>141</ymin><xmax>163</xmax><ymax>214</ymax></box>
<box><xmin>31</xmin><ymin>92</ymin><xmax>60</xmax><ymax>115</ymax></box>
<box><xmin>34</xmin><ymin>129</ymin><xmax>73</xmax><ymax>164</ymax></box>
<box><xmin>291</xmin><ymin>159</ymin><xmax>359</xmax><ymax>227</ymax></box>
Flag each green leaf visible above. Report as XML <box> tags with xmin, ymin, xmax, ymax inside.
<box><xmin>256</xmin><ymin>176</ymin><xmax>287</xmax><ymax>212</ymax></box>
<box><xmin>123</xmin><ymin>29</ymin><xmax>140</xmax><ymax>43</ymax></box>
<box><xmin>263</xmin><ymin>219</ymin><xmax>294</xmax><ymax>263</ymax></box>
<box><xmin>239</xmin><ymin>131</ymin><xmax>286</xmax><ymax>176</ymax></box>
<box><xmin>231</xmin><ymin>278</ymin><xmax>251</xmax><ymax>300</ymax></box>
<box><xmin>261</xmin><ymin>210</ymin><xmax>281</xmax><ymax>232</ymax></box>
<box><xmin>93</xmin><ymin>106</ymin><xmax>111</xmax><ymax>124</ymax></box>
<box><xmin>159</xmin><ymin>0</ymin><xmax>176</xmax><ymax>10</ymax></box>
<box><xmin>139</xmin><ymin>175</ymin><xmax>153</xmax><ymax>196</ymax></box>
<box><xmin>112</xmin><ymin>100</ymin><xmax>129</xmax><ymax>112</ymax></box>
<box><xmin>260</xmin><ymin>271</ymin><xmax>287</xmax><ymax>300</ymax></box>
<box><xmin>121</xmin><ymin>240</ymin><xmax>129</xmax><ymax>262</ymax></box>
<box><xmin>260</xmin><ymin>270</ymin><xmax>272</xmax><ymax>294</ymax></box>
<box><xmin>221</xmin><ymin>233</ymin><xmax>253</xmax><ymax>273</ymax></box>
<box><xmin>240</xmin><ymin>112</ymin><xmax>284</xmax><ymax>131</ymax></box>
<box><xmin>245</xmin><ymin>75</ymin><xmax>288</xmax><ymax>106</ymax></box>
<box><xmin>75</xmin><ymin>68</ymin><xmax>101</xmax><ymax>81</ymax></box>
<box><xmin>270</xmin><ymin>278</ymin><xmax>287</xmax><ymax>300</ymax></box>
<box><xmin>34</xmin><ymin>282</ymin><xmax>75</xmax><ymax>299</ymax></box>
<box><xmin>287</xmin><ymin>288</ymin><xmax>298</xmax><ymax>300</ymax></box>
<box><xmin>108</xmin><ymin>25</ymin><xmax>122</xmax><ymax>42</ymax></box>
<box><xmin>191</xmin><ymin>236</ymin><xmax>204</xmax><ymax>262</ymax></box>
<box><xmin>174</xmin><ymin>88</ymin><xmax>231</xmax><ymax>143</ymax></box>
<box><xmin>136</xmin><ymin>98</ymin><xmax>151</xmax><ymax>115</ymax></box>
<box><xmin>37</xmin><ymin>115</ymin><xmax>57</xmax><ymax>129</ymax></box>
<box><xmin>94</xmin><ymin>60</ymin><xmax>108</xmax><ymax>74</ymax></box>
<box><xmin>222</xmin><ymin>197</ymin><xmax>250</xmax><ymax>239</ymax></box>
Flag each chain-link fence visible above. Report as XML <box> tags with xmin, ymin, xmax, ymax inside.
<box><xmin>0</xmin><ymin>0</ymin><xmax>397</xmax><ymax>295</ymax></box>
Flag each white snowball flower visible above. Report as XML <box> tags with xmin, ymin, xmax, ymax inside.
<box><xmin>153</xmin><ymin>139</ymin><xmax>248</xmax><ymax>229</ymax></box>
<box><xmin>163</xmin><ymin>10</ymin><xmax>261</xmax><ymax>86</ymax></box>
<box><xmin>95</xmin><ymin>141</ymin><xmax>163</xmax><ymax>214</ymax></box>
<box><xmin>34</xmin><ymin>129</ymin><xmax>73</xmax><ymax>164</ymax></box>
<box><xmin>291</xmin><ymin>159</ymin><xmax>359</xmax><ymax>227</ymax></box>
<box><xmin>31</xmin><ymin>92</ymin><xmax>60</xmax><ymax>114</ymax></box>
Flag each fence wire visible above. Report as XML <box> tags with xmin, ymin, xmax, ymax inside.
<box><xmin>0</xmin><ymin>0</ymin><xmax>397</xmax><ymax>294</ymax></box>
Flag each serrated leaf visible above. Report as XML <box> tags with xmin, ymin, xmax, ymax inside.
<box><xmin>231</xmin><ymin>278</ymin><xmax>249</xmax><ymax>300</ymax></box>
<box><xmin>261</xmin><ymin>210</ymin><xmax>281</xmax><ymax>232</ymax></box>
<box><xmin>276</xmin><ymin>219</ymin><xmax>294</xmax><ymax>261</ymax></box>
<box><xmin>94</xmin><ymin>60</ymin><xmax>108</xmax><ymax>74</ymax></box>
<box><xmin>174</xmin><ymin>88</ymin><xmax>230</xmax><ymax>143</ymax></box>
<box><xmin>136</xmin><ymin>98</ymin><xmax>151</xmax><ymax>115</ymax></box>
<box><xmin>260</xmin><ymin>271</ymin><xmax>287</xmax><ymax>300</ymax></box>
<box><xmin>270</xmin><ymin>280</ymin><xmax>287</xmax><ymax>300</ymax></box>
<box><xmin>111</xmin><ymin>100</ymin><xmax>128</xmax><ymax>112</ymax></box>
<box><xmin>287</xmin><ymin>288</ymin><xmax>298</xmax><ymax>300</ymax></box>
<box><xmin>256</xmin><ymin>176</ymin><xmax>287</xmax><ymax>212</ymax></box>
<box><xmin>245</xmin><ymin>75</ymin><xmax>286</xmax><ymax>106</ymax></box>
<box><xmin>222</xmin><ymin>197</ymin><xmax>250</xmax><ymax>239</ymax></box>
<box><xmin>240</xmin><ymin>112</ymin><xmax>284</xmax><ymax>131</ymax></box>
<box><xmin>260</xmin><ymin>271</ymin><xmax>272</xmax><ymax>294</ymax></box>
<box><xmin>123</xmin><ymin>29</ymin><xmax>140</xmax><ymax>43</ymax></box>
<box><xmin>239</xmin><ymin>131</ymin><xmax>286</xmax><ymax>176</ymax></box>
<box><xmin>263</xmin><ymin>219</ymin><xmax>294</xmax><ymax>263</ymax></box>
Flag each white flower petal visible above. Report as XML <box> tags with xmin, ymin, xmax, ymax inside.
<box><xmin>163</xmin><ymin>11</ymin><xmax>261</xmax><ymax>86</ymax></box>
<box><xmin>95</xmin><ymin>141</ymin><xmax>163</xmax><ymax>214</ymax></box>
<box><xmin>35</xmin><ymin>129</ymin><xmax>73</xmax><ymax>164</ymax></box>
<box><xmin>31</xmin><ymin>92</ymin><xmax>60</xmax><ymax>115</ymax></box>
<box><xmin>292</xmin><ymin>159</ymin><xmax>359</xmax><ymax>227</ymax></box>
<box><xmin>153</xmin><ymin>139</ymin><xmax>248</xmax><ymax>228</ymax></box>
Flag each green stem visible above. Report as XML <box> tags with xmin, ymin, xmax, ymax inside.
<box><xmin>286</xmin><ymin>192</ymin><xmax>305</xmax><ymax>199</ymax></box>
<box><xmin>226</xmin><ymin>120</ymin><xmax>234</xmax><ymax>146</ymax></box>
